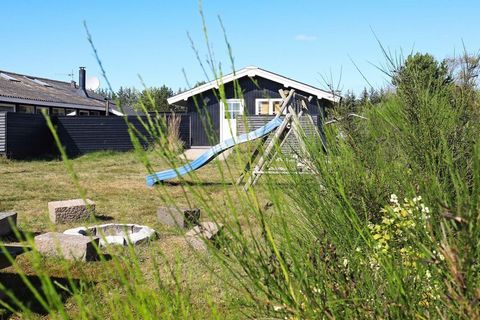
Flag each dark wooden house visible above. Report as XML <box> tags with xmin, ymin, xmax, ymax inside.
<box><xmin>168</xmin><ymin>66</ymin><xmax>339</xmax><ymax>147</ymax></box>
<box><xmin>0</xmin><ymin>67</ymin><xmax>141</xmax><ymax>158</ymax></box>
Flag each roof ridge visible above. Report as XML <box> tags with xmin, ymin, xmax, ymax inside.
<box><xmin>217</xmin><ymin>66</ymin><xmax>332</xmax><ymax>94</ymax></box>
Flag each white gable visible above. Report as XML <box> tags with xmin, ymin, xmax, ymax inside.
<box><xmin>167</xmin><ymin>66</ymin><xmax>340</xmax><ymax>105</ymax></box>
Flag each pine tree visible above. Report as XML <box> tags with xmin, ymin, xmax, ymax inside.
<box><xmin>359</xmin><ymin>87</ymin><xmax>369</xmax><ymax>106</ymax></box>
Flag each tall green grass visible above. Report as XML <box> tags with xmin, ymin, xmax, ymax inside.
<box><xmin>1</xmin><ymin>11</ymin><xmax>479</xmax><ymax>320</ymax></box>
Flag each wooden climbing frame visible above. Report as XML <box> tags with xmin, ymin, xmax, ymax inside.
<box><xmin>237</xmin><ymin>89</ymin><xmax>320</xmax><ymax>191</ymax></box>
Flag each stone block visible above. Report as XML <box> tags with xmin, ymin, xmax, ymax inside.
<box><xmin>127</xmin><ymin>229</ymin><xmax>153</xmax><ymax>245</ymax></box>
<box><xmin>185</xmin><ymin>235</ymin><xmax>208</xmax><ymax>251</ymax></box>
<box><xmin>48</xmin><ymin>199</ymin><xmax>95</xmax><ymax>224</ymax></box>
<box><xmin>34</xmin><ymin>232</ymin><xmax>99</xmax><ymax>261</ymax></box>
<box><xmin>157</xmin><ymin>207</ymin><xmax>200</xmax><ymax>228</ymax></box>
<box><xmin>0</xmin><ymin>211</ymin><xmax>17</xmax><ymax>236</ymax></box>
<box><xmin>185</xmin><ymin>221</ymin><xmax>223</xmax><ymax>251</ymax></box>
<box><xmin>100</xmin><ymin>235</ymin><xmax>126</xmax><ymax>247</ymax></box>
<box><xmin>63</xmin><ymin>223</ymin><xmax>157</xmax><ymax>247</ymax></box>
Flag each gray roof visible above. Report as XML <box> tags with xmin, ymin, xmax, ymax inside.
<box><xmin>0</xmin><ymin>70</ymin><xmax>108</xmax><ymax>111</ymax></box>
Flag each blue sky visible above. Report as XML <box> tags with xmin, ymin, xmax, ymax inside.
<box><xmin>1</xmin><ymin>0</ymin><xmax>478</xmax><ymax>94</ymax></box>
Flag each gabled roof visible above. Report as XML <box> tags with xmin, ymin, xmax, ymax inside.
<box><xmin>168</xmin><ymin>66</ymin><xmax>340</xmax><ymax>105</ymax></box>
<box><xmin>0</xmin><ymin>70</ymin><xmax>108</xmax><ymax>111</ymax></box>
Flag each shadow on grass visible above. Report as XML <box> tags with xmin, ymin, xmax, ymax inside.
<box><xmin>0</xmin><ymin>246</ymin><xmax>31</xmax><ymax>269</ymax></box>
<box><xmin>93</xmin><ymin>214</ymin><xmax>114</xmax><ymax>222</ymax></box>
<box><xmin>95</xmin><ymin>253</ymin><xmax>113</xmax><ymax>261</ymax></box>
<box><xmin>163</xmin><ymin>180</ymin><xmax>234</xmax><ymax>186</ymax></box>
<box><xmin>0</xmin><ymin>273</ymin><xmax>87</xmax><ymax>318</ymax></box>
<box><xmin>1</xmin><ymin>231</ymin><xmax>42</xmax><ymax>244</ymax></box>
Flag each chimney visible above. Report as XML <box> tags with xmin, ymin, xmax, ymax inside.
<box><xmin>78</xmin><ymin>67</ymin><xmax>87</xmax><ymax>95</ymax></box>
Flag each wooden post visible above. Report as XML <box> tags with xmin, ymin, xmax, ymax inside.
<box><xmin>258</xmin><ymin>93</ymin><xmax>309</xmax><ymax>170</ymax></box>
<box><xmin>235</xmin><ymin>135</ymin><xmax>268</xmax><ymax>185</ymax></box>
<box><xmin>254</xmin><ymin>105</ymin><xmax>307</xmax><ymax>184</ymax></box>
<box><xmin>243</xmin><ymin>93</ymin><xmax>321</xmax><ymax>190</ymax></box>
<box><xmin>243</xmin><ymin>113</ymin><xmax>293</xmax><ymax>190</ymax></box>
<box><xmin>240</xmin><ymin>89</ymin><xmax>323</xmax><ymax>190</ymax></box>
<box><xmin>236</xmin><ymin>89</ymin><xmax>295</xmax><ymax>186</ymax></box>
<box><xmin>300</xmin><ymin>100</ymin><xmax>327</xmax><ymax>152</ymax></box>
<box><xmin>288</xmin><ymin>105</ymin><xmax>308</xmax><ymax>157</ymax></box>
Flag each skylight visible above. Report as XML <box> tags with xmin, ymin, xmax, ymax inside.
<box><xmin>0</xmin><ymin>73</ymin><xmax>20</xmax><ymax>82</ymax></box>
<box><xmin>32</xmin><ymin>78</ymin><xmax>52</xmax><ymax>87</ymax></box>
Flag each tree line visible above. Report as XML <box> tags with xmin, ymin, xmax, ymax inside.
<box><xmin>336</xmin><ymin>51</ymin><xmax>480</xmax><ymax>118</ymax></box>
<box><xmin>96</xmin><ymin>81</ymin><xmax>208</xmax><ymax>113</ymax></box>
<box><xmin>96</xmin><ymin>52</ymin><xmax>479</xmax><ymax>116</ymax></box>
<box><xmin>96</xmin><ymin>85</ymin><xmax>180</xmax><ymax>112</ymax></box>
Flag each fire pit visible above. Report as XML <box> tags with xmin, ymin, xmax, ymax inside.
<box><xmin>64</xmin><ymin>223</ymin><xmax>157</xmax><ymax>247</ymax></box>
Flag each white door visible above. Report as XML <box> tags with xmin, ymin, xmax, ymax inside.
<box><xmin>220</xmin><ymin>99</ymin><xmax>244</xmax><ymax>142</ymax></box>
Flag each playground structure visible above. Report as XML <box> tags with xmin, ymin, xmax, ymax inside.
<box><xmin>146</xmin><ymin>89</ymin><xmax>321</xmax><ymax>190</ymax></box>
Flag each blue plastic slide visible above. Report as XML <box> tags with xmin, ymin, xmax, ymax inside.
<box><xmin>146</xmin><ymin>117</ymin><xmax>284</xmax><ymax>186</ymax></box>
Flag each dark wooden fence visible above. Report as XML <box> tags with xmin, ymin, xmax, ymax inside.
<box><xmin>0</xmin><ymin>112</ymin><xmax>54</xmax><ymax>158</ymax></box>
<box><xmin>0</xmin><ymin>113</ymin><xmax>191</xmax><ymax>159</ymax></box>
<box><xmin>56</xmin><ymin>114</ymin><xmax>191</xmax><ymax>157</ymax></box>
<box><xmin>0</xmin><ymin>112</ymin><xmax>6</xmax><ymax>155</ymax></box>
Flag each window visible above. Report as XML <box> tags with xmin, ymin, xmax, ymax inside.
<box><xmin>0</xmin><ymin>103</ymin><xmax>15</xmax><ymax>112</ymax></box>
<box><xmin>51</xmin><ymin>108</ymin><xmax>65</xmax><ymax>116</ymax></box>
<box><xmin>65</xmin><ymin>109</ymin><xmax>76</xmax><ymax>116</ymax></box>
<box><xmin>36</xmin><ymin>107</ymin><xmax>49</xmax><ymax>115</ymax></box>
<box><xmin>78</xmin><ymin>110</ymin><xmax>90</xmax><ymax>116</ymax></box>
<box><xmin>256</xmin><ymin>100</ymin><xmax>269</xmax><ymax>115</ymax></box>
<box><xmin>0</xmin><ymin>73</ymin><xmax>20</xmax><ymax>82</ymax></box>
<box><xmin>272</xmin><ymin>100</ymin><xmax>283</xmax><ymax>115</ymax></box>
<box><xmin>255</xmin><ymin>99</ymin><xmax>284</xmax><ymax>115</ymax></box>
<box><xmin>224</xmin><ymin>100</ymin><xmax>243</xmax><ymax>119</ymax></box>
<box><xmin>90</xmin><ymin>111</ymin><xmax>100</xmax><ymax>116</ymax></box>
<box><xmin>17</xmin><ymin>105</ymin><xmax>35</xmax><ymax>114</ymax></box>
<box><xmin>31</xmin><ymin>78</ymin><xmax>52</xmax><ymax>87</ymax></box>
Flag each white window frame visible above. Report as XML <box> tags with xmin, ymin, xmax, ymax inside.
<box><xmin>220</xmin><ymin>99</ymin><xmax>244</xmax><ymax>142</ymax></box>
<box><xmin>0</xmin><ymin>103</ymin><xmax>15</xmax><ymax>112</ymax></box>
<box><xmin>255</xmin><ymin>98</ymin><xmax>284</xmax><ymax>115</ymax></box>
<box><xmin>221</xmin><ymin>99</ymin><xmax>244</xmax><ymax>120</ymax></box>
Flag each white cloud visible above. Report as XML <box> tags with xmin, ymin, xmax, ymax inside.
<box><xmin>294</xmin><ymin>34</ymin><xmax>317</xmax><ymax>42</ymax></box>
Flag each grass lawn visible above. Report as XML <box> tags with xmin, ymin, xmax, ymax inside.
<box><xmin>0</xmin><ymin>149</ymin><xmax>263</xmax><ymax>318</ymax></box>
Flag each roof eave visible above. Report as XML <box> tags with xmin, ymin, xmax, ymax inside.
<box><xmin>0</xmin><ymin>96</ymin><xmax>106</xmax><ymax>111</ymax></box>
